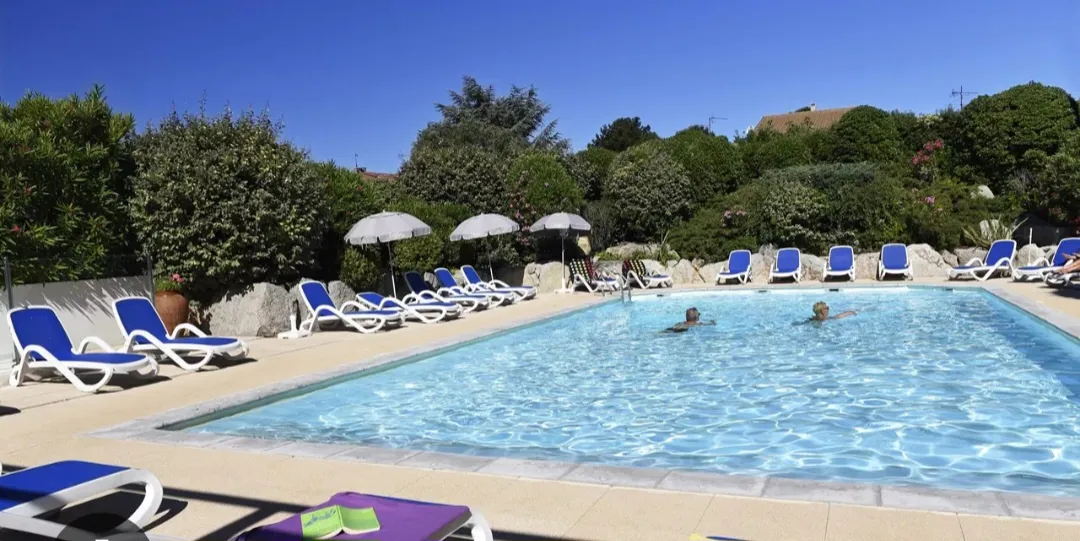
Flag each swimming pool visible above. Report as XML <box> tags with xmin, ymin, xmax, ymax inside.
<box><xmin>188</xmin><ymin>287</ymin><xmax>1080</xmax><ymax>496</ymax></box>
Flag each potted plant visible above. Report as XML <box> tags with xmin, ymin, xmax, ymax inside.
<box><xmin>154</xmin><ymin>273</ymin><xmax>188</xmax><ymax>335</ymax></box>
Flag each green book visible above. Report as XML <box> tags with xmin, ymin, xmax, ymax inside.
<box><xmin>300</xmin><ymin>505</ymin><xmax>380</xmax><ymax>540</ymax></box>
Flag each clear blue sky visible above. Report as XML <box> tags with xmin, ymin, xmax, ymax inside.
<box><xmin>3</xmin><ymin>1</ymin><xmax>1077</xmax><ymax>173</ymax></box>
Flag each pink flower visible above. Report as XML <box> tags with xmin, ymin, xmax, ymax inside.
<box><xmin>736</xmin><ymin>210</ymin><xmax>746</xmax><ymax>216</ymax></box>
<box><xmin>171</xmin><ymin>273</ymin><xmax>184</xmax><ymax>283</ymax></box>
<box><xmin>724</xmin><ymin>210</ymin><xmax>732</xmax><ymax>218</ymax></box>
<box><xmin>10</xmin><ymin>225</ymin><xmax>21</xmax><ymax>233</ymax></box>
<box><xmin>924</xmin><ymin>196</ymin><xmax>935</xmax><ymax>205</ymax></box>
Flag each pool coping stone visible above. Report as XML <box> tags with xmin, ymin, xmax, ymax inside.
<box><xmin>87</xmin><ymin>282</ymin><xmax>1080</xmax><ymax>523</ymax></box>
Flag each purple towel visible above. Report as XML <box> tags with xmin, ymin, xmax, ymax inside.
<box><xmin>236</xmin><ymin>492</ymin><xmax>472</xmax><ymax>541</ymax></box>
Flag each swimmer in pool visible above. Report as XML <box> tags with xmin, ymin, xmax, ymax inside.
<box><xmin>807</xmin><ymin>301</ymin><xmax>856</xmax><ymax>323</ymax></box>
<box><xmin>664</xmin><ymin>307</ymin><xmax>716</xmax><ymax>333</ymax></box>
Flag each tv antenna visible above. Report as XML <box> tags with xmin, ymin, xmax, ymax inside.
<box><xmin>708</xmin><ymin>115</ymin><xmax>727</xmax><ymax>132</ymax></box>
<box><xmin>950</xmin><ymin>86</ymin><xmax>978</xmax><ymax>110</ymax></box>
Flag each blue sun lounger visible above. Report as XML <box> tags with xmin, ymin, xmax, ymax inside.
<box><xmin>0</xmin><ymin>460</ymin><xmax>163</xmax><ymax>539</ymax></box>
<box><xmin>822</xmin><ymin>245</ymin><xmax>855</xmax><ymax>281</ymax></box>
<box><xmin>949</xmin><ymin>239</ymin><xmax>1016</xmax><ymax>281</ymax></box>
<box><xmin>434</xmin><ymin>268</ymin><xmax>514</xmax><ymax>306</ymax></box>
<box><xmin>769</xmin><ymin>247</ymin><xmax>802</xmax><ymax>283</ymax></box>
<box><xmin>112</xmin><ymin>296</ymin><xmax>248</xmax><ymax>371</ymax></box>
<box><xmin>298</xmin><ymin>280</ymin><xmax>404</xmax><ymax>334</ymax></box>
<box><xmin>7</xmin><ymin>306</ymin><xmax>158</xmax><ymax>393</ymax></box>
<box><xmin>716</xmin><ymin>249</ymin><xmax>752</xmax><ymax>285</ymax></box>
<box><xmin>355</xmin><ymin>291</ymin><xmax>462</xmax><ymax>324</ymax></box>
<box><xmin>878</xmin><ymin>243</ymin><xmax>912</xmax><ymax>281</ymax></box>
<box><xmin>1013</xmin><ymin>237</ymin><xmax>1080</xmax><ymax>281</ymax></box>
<box><xmin>461</xmin><ymin>264</ymin><xmax>536</xmax><ymax>300</ymax></box>
<box><xmin>403</xmin><ymin>271</ymin><xmax>489</xmax><ymax>312</ymax></box>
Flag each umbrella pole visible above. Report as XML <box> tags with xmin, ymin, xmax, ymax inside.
<box><xmin>387</xmin><ymin>243</ymin><xmax>397</xmax><ymax>298</ymax></box>
<box><xmin>557</xmin><ymin>230</ymin><xmax>571</xmax><ymax>294</ymax></box>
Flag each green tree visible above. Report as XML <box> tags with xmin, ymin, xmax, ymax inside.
<box><xmin>561</xmin><ymin>146</ymin><xmax>616</xmax><ymax>200</ymax></box>
<box><xmin>506</xmin><ymin>151</ymin><xmax>583</xmax><ymax>216</ymax></box>
<box><xmin>890</xmin><ymin>111</ymin><xmax>940</xmax><ymax>155</ymax></box>
<box><xmin>664</xmin><ymin>128</ymin><xmax>743</xmax><ymax>205</ymax></box>
<box><xmin>130</xmin><ymin>106</ymin><xmax>327</xmax><ymax>302</ymax></box>
<box><xmin>0</xmin><ymin>86</ymin><xmax>138</xmax><ymax>284</ymax></box>
<box><xmin>827</xmin><ymin>106</ymin><xmax>904</xmax><ymax>163</ymax></box>
<box><xmin>397</xmin><ymin>144</ymin><xmax>509</xmax><ymax>214</ymax></box>
<box><xmin>1018</xmin><ymin>133</ymin><xmax>1080</xmax><ymax>225</ymax></box>
<box><xmin>590</xmin><ymin>116</ymin><xmax>659</xmax><ymax>152</ymax></box>
<box><xmin>604</xmin><ymin>141</ymin><xmax>692</xmax><ymax>241</ymax></box>
<box><xmin>736</xmin><ymin>124</ymin><xmax>824</xmax><ymax>178</ymax></box>
<box><xmin>955</xmin><ymin>82</ymin><xmax>1079</xmax><ymax>192</ymax></box>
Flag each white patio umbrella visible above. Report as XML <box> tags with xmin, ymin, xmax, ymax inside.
<box><xmin>449</xmin><ymin>213</ymin><xmax>521</xmax><ymax>280</ymax></box>
<box><xmin>344</xmin><ymin>211</ymin><xmax>431</xmax><ymax>298</ymax></box>
<box><xmin>530</xmin><ymin>212</ymin><xmax>591</xmax><ymax>293</ymax></box>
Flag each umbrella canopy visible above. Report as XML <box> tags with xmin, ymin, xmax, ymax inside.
<box><xmin>450</xmin><ymin>213</ymin><xmax>520</xmax><ymax>241</ymax></box>
<box><xmin>344</xmin><ymin>211</ymin><xmax>431</xmax><ymax>245</ymax></box>
<box><xmin>530</xmin><ymin>212</ymin><xmax>591</xmax><ymax>233</ymax></box>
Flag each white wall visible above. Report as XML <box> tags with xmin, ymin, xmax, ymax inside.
<box><xmin>1</xmin><ymin>276</ymin><xmax>151</xmax><ymax>364</ymax></box>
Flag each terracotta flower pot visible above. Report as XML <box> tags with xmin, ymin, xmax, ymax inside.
<box><xmin>154</xmin><ymin>290</ymin><xmax>189</xmax><ymax>335</ymax></box>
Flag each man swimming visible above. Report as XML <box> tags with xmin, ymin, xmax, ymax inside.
<box><xmin>808</xmin><ymin>301</ymin><xmax>856</xmax><ymax>323</ymax></box>
<box><xmin>664</xmin><ymin>307</ymin><xmax>716</xmax><ymax>333</ymax></box>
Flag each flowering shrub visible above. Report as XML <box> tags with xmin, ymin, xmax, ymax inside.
<box><xmin>911</xmin><ymin>139</ymin><xmax>945</xmax><ymax>183</ymax></box>
<box><xmin>155</xmin><ymin>273</ymin><xmax>184</xmax><ymax>293</ymax></box>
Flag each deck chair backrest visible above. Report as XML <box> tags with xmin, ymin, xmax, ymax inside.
<box><xmin>433</xmin><ymin>268</ymin><xmax>459</xmax><ymax>289</ymax></box>
<box><xmin>881</xmin><ymin>244</ymin><xmax>908</xmax><ymax>269</ymax></box>
<box><xmin>357</xmin><ymin>292</ymin><xmax>385</xmax><ymax>306</ymax></box>
<box><xmin>728</xmin><ymin>250</ymin><xmax>751</xmax><ymax>274</ymax></box>
<box><xmin>984</xmin><ymin>240</ymin><xmax>1016</xmax><ymax>266</ymax></box>
<box><xmin>299</xmin><ymin>281</ymin><xmax>337</xmax><ymax>317</ymax></box>
<box><xmin>828</xmin><ymin>246</ymin><xmax>854</xmax><ymax>271</ymax></box>
<box><xmin>404</xmin><ymin>271</ymin><xmax>432</xmax><ymax>294</ymax></box>
<box><xmin>624</xmin><ymin>260</ymin><xmax>648</xmax><ymax>278</ymax></box>
<box><xmin>8</xmin><ymin>306</ymin><xmax>73</xmax><ymax>359</ymax></box>
<box><xmin>1053</xmin><ymin>238</ymin><xmax>1080</xmax><ymax>266</ymax></box>
<box><xmin>461</xmin><ymin>265</ymin><xmax>484</xmax><ymax>285</ymax></box>
<box><xmin>775</xmin><ymin>248</ymin><xmax>800</xmax><ymax>272</ymax></box>
<box><xmin>568</xmin><ymin>259</ymin><xmax>590</xmax><ymax>280</ymax></box>
<box><xmin>114</xmin><ymin>297</ymin><xmax>169</xmax><ymax>342</ymax></box>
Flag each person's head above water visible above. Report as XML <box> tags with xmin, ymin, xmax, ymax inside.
<box><xmin>812</xmin><ymin>301</ymin><xmax>829</xmax><ymax>320</ymax></box>
<box><xmin>686</xmin><ymin>307</ymin><xmax>700</xmax><ymax>322</ymax></box>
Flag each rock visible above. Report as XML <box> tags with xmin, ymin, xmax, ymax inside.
<box><xmin>800</xmin><ymin>254</ymin><xmax>826</xmax><ymax>282</ymax></box>
<box><xmin>207</xmin><ymin>282</ymin><xmax>292</xmax><ymax>338</ymax></box>
<box><xmin>523</xmin><ymin>262</ymin><xmax>567</xmax><ymax>293</ymax></box>
<box><xmin>699</xmin><ymin>262</ymin><xmax>723</xmax><ymax>283</ymax></box>
<box><xmin>972</xmin><ymin>185</ymin><xmax>994</xmax><ymax>199</ymax></box>
<box><xmin>939</xmin><ymin>250</ymin><xmax>959</xmax><ymax>267</ymax></box>
<box><xmin>954</xmin><ymin>247</ymin><xmax>987</xmax><ymax>266</ymax></box>
<box><xmin>907</xmin><ymin>244</ymin><xmax>950</xmax><ymax>278</ymax></box>
<box><xmin>1043</xmin><ymin>245</ymin><xmax>1058</xmax><ymax>261</ymax></box>
<box><xmin>750</xmin><ymin>253</ymin><xmax>775</xmax><ymax>283</ymax></box>
<box><xmin>854</xmin><ymin>252</ymin><xmax>880</xmax><ymax>280</ymax></box>
<box><xmin>758</xmin><ymin>244</ymin><xmax>778</xmax><ymax>258</ymax></box>
<box><xmin>601</xmin><ymin>242</ymin><xmax>679</xmax><ymax>260</ymax></box>
<box><xmin>1017</xmin><ymin>243</ymin><xmax>1044</xmax><ymax>266</ymax></box>
<box><xmin>327</xmin><ymin>280</ymin><xmax>357</xmax><ymax>305</ymax></box>
<box><xmin>666</xmin><ymin>259</ymin><xmax>708</xmax><ymax>285</ymax></box>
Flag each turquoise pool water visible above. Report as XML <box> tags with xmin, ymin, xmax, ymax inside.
<box><xmin>189</xmin><ymin>287</ymin><xmax>1080</xmax><ymax>496</ymax></box>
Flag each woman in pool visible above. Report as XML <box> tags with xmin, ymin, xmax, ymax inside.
<box><xmin>807</xmin><ymin>301</ymin><xmax>856</xmax><ymax>323</ymax></box>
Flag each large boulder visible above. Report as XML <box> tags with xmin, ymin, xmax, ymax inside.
<box><xmin>954</xmin><ymin>247</ymin><xmax>988</xmax><ymax>266</ymax></box>
<box><xmin>854</xmin><ymin>252</ymin><xmax>880</xmax><ymax>280</ymax></box>
<box><xmin>699</xmin><ymin>262</ymin><xmax>724</xmax><ymax>284</ymax></box>
<box><xmin>207</xmin><ymin>282</ymin><xmax>293</xmax><ymax>337</ymax></box>
<box><xmin>523</xmin><ymin>262</ymin><xmax>567</xmax><ymax>293</ymax></box>
<box><xmin>908</xmin><ymin>244</ymin><xmax>950</xmax><ymax>278</ymax></box>
<box><xmin>666</xmin><ymin>259</ymin><xmax>708</xmax><ymax>285</ymax></box>
<box><xmin>800</xmin><ymin>254</ymin><xmax>826</xmax><ymax>282</ymax></box>
<box><xmin>972</xmin><ymin>185</ymin><xmax>994</xmax><ymax>199</ymax></box>
<box><xmin>1043</xmin><ymin>245</ymin><xmax>1058</xmax><ymax>262</ymax></box>
<box><xmin>641</xmin><ymin>259</ymin><xmax>667</xmax><ymax>275</ymax></box>
<box><xmin>1017</xmin><ymin>243</ymin><xmax>1044</xmax><ymax>267</ymax></box>
<box><xmin>750</xmin><ymin>253</ymin><xmax>775</xmax><ymax>283</ymax></box>
<box><xmin>939</xmin><ymin>250</ymin><xmax>959</xmax><ymax>267</ymax></box>
<box><xmin>327</xmin><ymin>280</ymin><xmax>357</xmax><ymax>306</ymax></box>
<box><xmin>601</xmin><ymin>242</ymin><xmax>679</xmax><ymax>260</ymax></box>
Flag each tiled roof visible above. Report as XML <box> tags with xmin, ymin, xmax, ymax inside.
<box><xmin>754</xmin><ymin>107</ymin><xmax>855</xmax><ymax>133</ymax></box>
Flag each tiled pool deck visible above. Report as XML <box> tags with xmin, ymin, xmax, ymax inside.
<box><xmin>4</xmin><ymin>280</ymin><xmax>1080</xmax><ymax>540</ymax></box>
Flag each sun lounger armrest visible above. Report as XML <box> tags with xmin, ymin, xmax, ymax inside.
<box><xmin>962</xmin><ymin>257</ymin><xmax>984</xmax><ymax>267</ymax></box>
<box><xmin>377</xmin><ymin>297</ymin><xmax>404</xmax><ymax>310</ymax></box>
<box><xmin>338</xmin><ymin>300</ymin><xmax>368</xmax><ymax>313</ymax></box>
<box><xmin>436</xmin><ymin>286</ymin><xmax>459</xmax><ymax>297</ymax></box>
<box><xmin>1029</xmin><ymin>256</ymin><xmax>1050</xmax><ymax>267</ymax></box>
<box><xmin>76</xmin><ymin>335</ymin><xmax>117</xmax><ymax>353</ymax></box>
<box><xmin>170</xmin><ymin>323</ymin><xmax>207</xmax><ymax>339</ymax></box>
<box><xmin>489</xmin><ymin>278</ymin><xmax>514</xmax><ymax>289</ymax></box>
<box><xmin>19</xmin><ymin>344</ymin><xmax>57</xmax><ymax>364</ymax></box>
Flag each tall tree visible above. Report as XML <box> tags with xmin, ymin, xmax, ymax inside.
<box><xmin>590</xmin><ymin>117</ymin><xmax>659</xmax><ymax>152</ymax></box>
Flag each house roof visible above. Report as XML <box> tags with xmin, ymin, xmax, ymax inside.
<box><xmin>356</xmin><ymin>169</ymin><xmax>398</xmax><ymax>181</ymax></box>
<box><xmin>754</xmin><ymin>107</ymin><xmax>855</xmax><ymax>133</ymax></box>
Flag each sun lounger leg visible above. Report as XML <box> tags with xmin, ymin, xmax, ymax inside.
<box><xmin>465</xmin><ymin>511</ymin><xmax>494</xmax><ymax>541</ymax></box>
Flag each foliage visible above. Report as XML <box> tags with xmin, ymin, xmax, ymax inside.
<box><xmin>0</xmin><ymin>86</ymin><xmax>138</xmax><ymax>284</ymax></box>
<box><xmin>339</xmin><ymin>246</ymin><xmax>382</xmax><ymax>293</ymax></box>
<box><xmin>736</xmin><ymin>124</ymin><xmax>826</xmax><ymax>178</ymax></box>
<box><xmin>962</xmin><ymin>215</ymin><xmax>1027</xmax><ymax>248</ymax></box>
<box><xmin>398</xmin><ymin>144</ymin><xmax>509</xmax><ymax>214</ymax></box>
<box><xmin>890</xmin><ymin>111</ymin><xmax>940</xmax><ymax>155</ymax></box>
<box><xmin>155</xmin><ymin>273</ymin><xmax>184</xmax><ymax>293</ymax></box>
<box><xmin>590</xmin><ymin>116</ymin><xmax>659</xmax><ymax>152</ymax></box>
<box><xmin>668</xmin><ymin>206</ymin><xmax>757</xmax><ymax>263</ymax></box>
<box><xmin>580</xmin><ymin>199</ymin><xmax>618</xmax><ymax>253</ymax></box>
<box><xmin>130</xmin><ymin>106</ymin><xmax>327</xmax><ymax>302</ymax></box>
<box><xmin>954</xmin><ymin>82</ymin><xmax>1079</xmax><ymax>192</ymax></box>
<box><xmin>507</xmin><ymin>151</ymin><xmax>583</xmax><ymax>216</ymax></box>
<box><xmin>1014</xmin><ymin>133</ymin><xmax>1080</xmax><ymax>226</ymax></box>
<box><xmin>604</xmin><ymin>141</ymin><xmax>692</xmax><ymax>241</ymax></box>
<box><xmin>827</xmin><ymin>106</ymin><xmax>904</xmax><ymax>163</ymax></box>
<box><xmin>902</xmin><ymin>178</ymin><xmax>1021</xmax><ymax>250</ymax></box>
<box><xmin>663</xmin><ymin>127</ymin><xmax>743</xmax><ymax>206</ymax></box>
<box><xmin>562</xmin><ymin>146</ymin><xmax>616</xmax><ymax>200</ymax></box>
<box><xmin>386</xmin><ymin>197</ymin><xmax>472</xmax><ymax>274</ymax></box>
<box><xmin>741</xmin><ymin>176</ymin><xmax>831</xmax><ymax>253</ymax></box>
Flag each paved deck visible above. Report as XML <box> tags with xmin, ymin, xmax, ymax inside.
<box><xmin>2</xmin><ymin>279</ymin><xmax>1080</xmax><ymax>540</ymax></box>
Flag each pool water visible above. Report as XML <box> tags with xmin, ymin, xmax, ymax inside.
<box><xmin>189</xmin><ymin>287</ymin><xmax>1080</xmax><ymax>496</ymax></box>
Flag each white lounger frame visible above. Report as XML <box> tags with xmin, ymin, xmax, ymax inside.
<box><xmin>769</xmin><ymin>248</ymin><xmax>802</xmax><ymax>283</ymax></box>
<box><xmin>0</xmin><ymin>464</ymin><xmax>164</xmax><ymax>539</ymax></box>
<box><xmin>435</xmin><ymin>268</ymin><xmax>516</xmax><ymax>305</ymax></box>
<box><xmin>948</xmin><ymin>240</ymin><xmax>1016</xmax><ymax>282</ymax></box>
<box><xmin>625</xmin><ymin>266</ymin><xmax>673</xmax><ymax>289</ymax></box>
<box><xmin>822</xmin><ymin>245</ymin><xmax>856</xmax><ymax>282</ymax></box>
<box><xmin>1012</xmin><ymin>238</ymin><xmax>1080</xmax><ymax>282</ymax></box>
<box><xmin>402</xmin><ymin>272</ymin><xmax>489</xmax><ymax>313</ymax></box>
<box><xmin>111</xmin><ymin>296</ymin><xmax>249</xmax><ymax>371</ymax></box>
<box><xmin>7</xmin><ymin>306</ymin><xmax>159</xmax><ymax>393</ymax></box>
<box><xmin>878</xmin><ymin>243</ymin><xmax>913</xmax><ymax>281</ymax></box>
<box><xmin>716</xmin><ymin>250</ymin><xmax>752</xmax><ymax>285</ymax></box>
<box><xmin>355</xmin><ymin>293</ymin><xmax>459</xmax><ymax>324</ymax></box>
<box><xmin>571</xmin><ymin>267</ymin><xmax>621</xmax><ymax>293</ymax></box>
<box><xmin>461</xmin><ymin>265</ymin><xmax>537</xmax><ymax>300</ymax></box>
<box><xmin>297</xmin><ymin>280</ymin><xmax>398</xmax><ymax>334</ymax></box>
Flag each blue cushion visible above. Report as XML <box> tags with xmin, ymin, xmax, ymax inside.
<box><xmin>828</xmin><ymin>246</ymin><xmax>854</xmax><ymax>271</ymax></box>
<box><xmin>775</xmin><ymin>248</ymin><xmax>800</xmax><ymax>273</ymax></box>
<box><xmin>165</xmin><ymin>336</ymin><xmax>240</xmax><ymax>347</ymax></box>
<box><xmin>952</xmin><ymin>265</ymin><xmax>980</xmax><ymax>271</ymax></box>
<box><xmin>1017</xmin><ymin>265</ymin><xmax>1050</xmax><ymax>272</ymax></box>
<box><xmin>434</xmin><ymin>268</ymin><xmax>459</xmax><ymax>289</ymax></box>
<box><xmin>0</xmin><ymin>461</ymin><xmax>127</xmax><ymax>512</ymax></box>
<box><xmin>9</xmin><ymin>308</ymin><xmax>74</xmax><ymax>359</ymax></box>
<box><xmin>114</xmin><ymin>298</ymin><xmax>170</xmax><ymax>341</ymax></box>
<box><xmin>404</xmin><ymin>272</ymin><xmax>431</xmax><ymax>294</ymax></box>
<box><xmin>727</xmin><ymin>250</ymin><xmax>751</xmax><ymax>274</ymax></box>
<box><xmin>64</xmin><ymin>352</ymin><xmax>147</xmax><ymax>364</ymax></box>
<box><xmin>881</xmin><ymin>244</ymin><xmax>908</xmax><ymax>269</ymax></box>
<box><xmin>301</xmin><ymin>282</ymin><xmax>337</xmax><ymax>314</ymax></box>
<box><xmin>984</xmin><ymin>240</ymin><xmax>1015</xmax><ymax>265</ymax></box>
